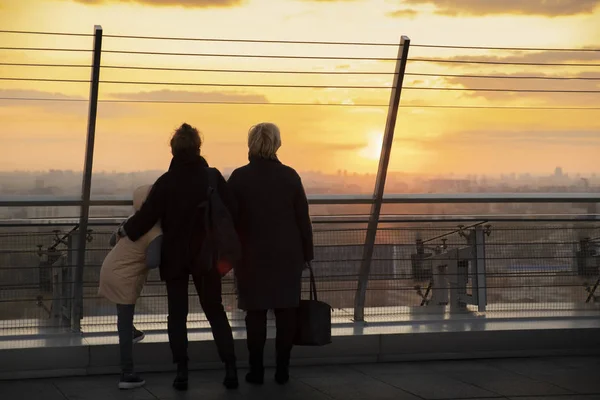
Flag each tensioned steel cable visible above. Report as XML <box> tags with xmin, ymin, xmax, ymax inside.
<box><xmin>0</xmin><ymin>77</ymin><xmax>597</xmax><ymax>93</ymax></box>
<box><xmin>0</xmin><ymin>46</ymin><xmax>399</xmax><ymax>61</ymax></box>
<box><xmin>408</xmin><ymin>58</ymin><xmax>600</xmax><ymax>67</ymax></box>
<box><xmin>0</xmin><ymin>97</ymin><xmax>598</xmax><ymax>110</ymax></box>
<box><xmin>100</xmin><ymin>49</ymin><xmax>400</xmax><ymax>61</ymax></box>
<box><xmin>2</xmin><ymin>63</ymin><xmax>599</xmax><ymax>81</ymax></box>
<box><xmin>405</xmin><ymin>72</ymin><xmax>600</xmax><ymax>81</ymax></box>
<box><xmin>410</xmin><ymin>44</ymin><xmax>600</xmax><ymax>52</ymax></box>
<box><xmin>0</xmin><ymin>97</ymin><xmax>387</xmax><ymax>107</ymax></box>
<box><xmin>0</xmin><ymin>62</ymin><xmax>392</xmax><ymax>74</ymax></box>
<box><xmin>402</xmin><ymin>87</ymin><xmax>600</xmax><ymax>93</ymax></box>
<box><xmin>2</xmin><ymin>77</ymin><xmax>393</xmax><ymax>89</ymax></box>
<box><xmin>3</xmin><ymin>48</ymin><xmax>595</xmax><ymax>65</ymax></box>
<box><xmin>0</xmin><ymin>29</ymin><xmax>93</xmax><ymax>37</ymax></box>
<box><xmin>2</xmin><ymin>71</ymin><xmax>600</xmax><ymax>81</ymax></box>
<box><xmin>0</xmin><ymin>62</ymin><xmax>92</xmax><ymax>69</ymax></box>
<box><xmin>1</xmin><ymin>29</ymin><xmax>599</xmax><ymax>52</ymax></box>
<box><xmin>103</xmin><ymin>33</ymin><xmax>399</xmax><ymax>46</ymax></box>
<box><xmin>0</xmin><ymin>46</ymin><xmax>91</xmax><ymax>52</ymax></box>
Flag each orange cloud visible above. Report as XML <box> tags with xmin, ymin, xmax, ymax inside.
<box><xmin>0</xmin><ymin>89</ymin><xmax>149</xmax><ymax>118</ymax></box>
<box><xmin>386</xmin><ymin>8</ymin><xmax>418</xmax><ymax>18</ymax></box>
<box><xmin>67</xmin><ymin>0</ymin><xmax>243</xmax><ymax>7</ymax></box>
<box><xmin>426</xmin><ymin>50</ymin><xmax>600</xmax><ymax>64</ymax></box>
<box><xmin>108</xmin><ymin>89</ymin><xmax>269</xmax><ymax>103</ymax></box>
<box><xmin>403</xmin><ymin>0</ymin><xmax>600</xmax><ymax>16</ymax></box>
<box><xmin>437</xmin><ymin>72</ymin><xmax>600</xmax><ymax>105</ymax></box>
<box><xmin>0</xmin><ymin>89</ymin><xmax>271</xmax><ymax>116</ymax></box>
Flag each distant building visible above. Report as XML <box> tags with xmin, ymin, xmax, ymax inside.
<box><xmin>554</xmin><ymin>167</ymin><xmax>564</xmax><ymax>178</ymax></box>
<box><xmin>426</xmin><ymin>179</ymin><xmax>471</xmax><ymax>193</ymax></box>
<box><xmin>25</xmin><ymin>206</ymin><xmax>78</xmax><ymax>219</ymax></box>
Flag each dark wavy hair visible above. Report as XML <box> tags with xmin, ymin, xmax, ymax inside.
<box><xmin>170</xmin><ymin>123</ymin><xmax>202</xmax><ymax>158</ymax></box>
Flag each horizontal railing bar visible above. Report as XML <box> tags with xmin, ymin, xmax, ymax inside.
<box><xmin>0</xmin><ymin>214</ymin><xmax>599</xmax><ymax>228</ymax></box>
<box><xmin>381</xmin><ymin>193</ymin><xmax>600</xmax><ymax>204</ymax></box>
<box><xmin>0</xmin><ymin>197</ymin><xmax>83</xmax><ymax>207</ymax></box>
<box><xmin>0</xmin><ymin>193</ymin><xmax>599</xmax><ymax>208</ymax></box>
<box><xmin>0</xmin><ymin>194</ymin><xmax>372</xmax><ymax>207</ymax></box>
<box><xmin>325</xmin><ymin>213</ymin><xmax>600</xmax><ymax>223</ymax></box>
<box><xmin>84</xmin><ymin>193</ymin><xmax>374</xmax><ymax>206</ymax></box>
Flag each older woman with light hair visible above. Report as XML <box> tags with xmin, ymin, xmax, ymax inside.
<box><xmin>228</xmin><ymin>122</ymin><xmax>314</xmax><ymax>385</ymax></box>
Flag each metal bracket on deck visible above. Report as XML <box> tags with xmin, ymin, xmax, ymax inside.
<box><xmin>414</xmin><ymin>225</ymin><xmax>489</xmax><ymax>312</ymax></box>
<box><xmin>34</xmin><ymin>225</ymin><xmax>92</xmax><ymax>326</ymax></box>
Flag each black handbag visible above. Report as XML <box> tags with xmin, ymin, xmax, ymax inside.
<box><xmin>294</xmin><ymin>264</ymin><xmax>332</xmax><ymax>346</ymax></box>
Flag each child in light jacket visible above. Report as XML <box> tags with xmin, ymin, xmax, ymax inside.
<box><xmin>98</xmin><ymin>185</ymin><xmax>162</xmax><ymax>390</ymax></box>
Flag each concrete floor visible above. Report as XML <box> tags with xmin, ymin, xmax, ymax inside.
<box><xmin>2</xmin><ymin>356</ymin><xmax>600</xmax><ymax>400</ymax></box>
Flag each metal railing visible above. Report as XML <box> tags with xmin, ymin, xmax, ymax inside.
<box><xmin>2</xmin><ymin>193</ymin><xmax>600</xmax><ymax>207</ymax></box>
<box><xmin>1</xmin><ymin>195</ymin><xmax>600</xmax><ymax>333</ymax></box>
<box><xmin>4</xmin><ymin>191</ymin><xmax>597</xmax><ymax>329</ymax></box>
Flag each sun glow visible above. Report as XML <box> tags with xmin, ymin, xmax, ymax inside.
<box><xmin>359</xmin><ymin>132</ymin><xmax>384</xmax><ymax>160</ymax></box>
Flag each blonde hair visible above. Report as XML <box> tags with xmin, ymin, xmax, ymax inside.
<box><xmin>248</xmin><ymin>122</ymin><xmax>281</xmax><ymax>160</ymax></box>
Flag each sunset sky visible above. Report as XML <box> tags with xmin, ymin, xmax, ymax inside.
<box><xmin>0</xmin><ymin>0</ymin><xmax>599</xmax><ymax>177</ymax></box>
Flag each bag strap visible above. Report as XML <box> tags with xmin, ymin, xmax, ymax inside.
<box><xmin>185</xmin><ymin>168</ymin><xmax>215</xmax><ymax>262</ymax></box>
<box><xmin>306</xmin><ymin>263</ymin><xmax>318</xmax><ymax>301</ymax></box>
<box><xmin>206</xmin><ymin>167</ymin><xmax>218</xmax><ymax>193</ymax></box>
<box><xmin>186</xmin><ymin>199</ymin><xmax>208</xmax><ymax>260</ymax></box>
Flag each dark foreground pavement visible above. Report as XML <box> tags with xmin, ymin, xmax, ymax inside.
<box><xmin>2</xmin><ymin>356</ymin><xmax>600</xmax><ymax>400</ymax></box>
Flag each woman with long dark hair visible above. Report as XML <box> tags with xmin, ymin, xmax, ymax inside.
<box><xmin>119</xmin><ymin>123</ymin><xmax>238</xmax><ymax>391</ymax></box>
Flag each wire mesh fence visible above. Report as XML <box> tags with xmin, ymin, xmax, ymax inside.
<box><xmin>0</xmin><ymin>228</ymin><xmax>76</xmax><ymax>329</ymax></box>
<box><xmin>1</xmin><ymin>220</ymin><xmax>600</xmax><ymax>331</ymax></box>
<box><xmin>364</xmin><ymin>222</ymin><xmax>600</xmax><ymax>316</ymax></box>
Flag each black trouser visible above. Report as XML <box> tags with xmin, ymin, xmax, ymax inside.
<box><xmin>166</xmin><ymin>269</ymin><xmax>236</xmax><ymax>365</ymax></box>
<box><xmin>116</xmin><ymin>304</ymin><xmax>135</xmax><ymax>373</ymax></box>
<box><xmin>245</xmin><ymin>308</ymin><xmax>297</xmax><ymax>370</ymax></box>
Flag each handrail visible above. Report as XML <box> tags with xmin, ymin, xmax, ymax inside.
<box><xmin>0</xmin><ymin>213</ymin><xmax>598</xmax><ymax>228</ymax></box>
<box><xmin>381</xmin><ymin>193</ymin><xmax>600</xmax><ymax>203</ymax></box>
<box><xmin>0</xmin><ymin>193</ymin><xmax>598</xmax><ymax>207</ymax></box>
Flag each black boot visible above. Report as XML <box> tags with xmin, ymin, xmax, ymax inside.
<box><xmin>223</xmin><ymin>362</ymin><xmax>239</xmax><ymax>389</ymax></box>
<box><xmin>245</xmin><ymin>366</ymin><xmax>264</xmax><ymax>385</ymax></box>
<box><xmin>274</xmin><ymin>366</ymin><xmax>290</xmax><ymax>385</ymax></box>
<box><xmin>172</xmin><ymin>362</ymin><xmax>188</xmax><ymax>391</ymax></box>
<box><xmin>275</xmin><ymin>351</ymin><xmax>290</xmax><ymax>385</ymax></box>
<box><xmin>246</xmin><ymin>350</ymin><xmax>264</xmax><ymax>385</ymax></box>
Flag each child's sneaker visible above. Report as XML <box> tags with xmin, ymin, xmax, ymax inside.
<box><xmin>118</xmin><ymin>372</ymin><xmax>145</xmax><ymax>390</ymax></box>
<box><xmin>133</xmin><ymin>328</ymin><xmax>145</xmax><ymax>344</ymax></box>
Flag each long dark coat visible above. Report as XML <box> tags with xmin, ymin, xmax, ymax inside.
<box><xmin>227</xmin><ymin>156</ymin><xmax>314</xmax><ymax>311</ymax></box>
<box><xmin>123</xmin><ymin>154</ymin><xmax>235</xmax><ymax>282</ymax></box>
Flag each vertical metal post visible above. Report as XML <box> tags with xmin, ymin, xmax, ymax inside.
<box><xmin>448</xmin><ymin>255</ymin><xmax>465</xmax><ymax>313</ymax></box>
<box><xmin>353</xmin><ymin>36</ymin><xmax>411</xmax><ymax>322</ymax></box>
<box><xmin>587</xmin><ymin>203</ymin><xmax>597</xmax><ymax>220</ymax></box>
<box><xmin>66</xmin><ymin>232</ymin><xmax>78</xmax><ymax>323</ymax></box>
<box><xmin>474</xmin><ymin>226</ymin><xmax>487</xmax><ymax>312</ymax></box>
<box><xmin>72</xmin><ymin>25</ymin><xmax>103</xmax><ymax>332</ymax></box>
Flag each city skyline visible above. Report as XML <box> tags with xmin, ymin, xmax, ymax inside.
<box><xmin>0</xmin><ymin>0</ymin><xmax>599</xmax><ymax>175</ymax></box>
<box><xmin>0</xmin><ymin>164</ymin><xmax>597</xmax><ymax>197</ymax></box>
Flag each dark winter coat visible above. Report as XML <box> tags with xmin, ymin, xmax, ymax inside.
<box><xmin>123</xmin><ymin>154</ymin><xmax>235</xmax><ymax>282</ymax></box>
<box><xmin>227</xmin><ymin>156</ymin><xmax>314</xmax><ymax>311</ymax></box>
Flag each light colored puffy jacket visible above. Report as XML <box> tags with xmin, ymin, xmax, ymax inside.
<box><xmin>98</xmin><ymin>185</ymin><xmax>162</xmax><ymax>305</ymax></box>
